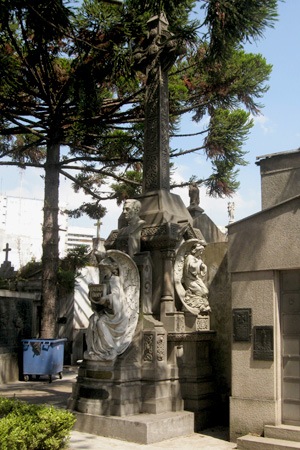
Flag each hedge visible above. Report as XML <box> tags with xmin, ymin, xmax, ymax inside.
<box><xmin>0</xmin><ymin>396</ymin><xmax>76</xmax><ymax>450</ymax></box>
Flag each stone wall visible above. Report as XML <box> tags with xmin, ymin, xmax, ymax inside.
<box><xmin>0</xmin><ymin>290</ymin><xmax>40</xmax><ymax>384</ymax></box>
<box><xmin>203</xmin><ymin>242</ymin><xmax>231</xmax><ymax>425</ymax></box>
<box><xmin>229</xmin><ymin>270</ymin><xmax>280</xmax><ymax>441</ymax></box>
<box><xmin>228</xmin><ymin>183</ymin><xmax>300</xmax><ymax>441</ymax></box>
<box><xmin>258</xmin><ymin>150</ymin><xmax>300</xmax><ymax>210</ymax></box>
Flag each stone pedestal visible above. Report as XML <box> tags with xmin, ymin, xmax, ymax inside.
<box><xmin>72</xmin><ymin>410</ymin><xmax>194</xmax><ymax>445</ymax></box>
<box><xmin>168</xmin><ymin>331</ymin><xmax>216</xmax><ymax>431</ymax></box>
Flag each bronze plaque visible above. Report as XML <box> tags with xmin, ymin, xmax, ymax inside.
<box><xmin>253</xmin><ymin>326</ymin><xmax>274</xmax><ymax>361</ymax></box>
<box><xmin>233</xmin><ymin>308</ymin><xmax>252</xmax><ymax>342</ymax></box>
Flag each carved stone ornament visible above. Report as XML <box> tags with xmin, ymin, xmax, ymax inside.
<box><xmin>156</xmin><ymin>334</ymin><xmax>165</xmax><ymax>361</ymax></box>
<box><xmin>196</xmin><ymin>316</ymin><xmax>210</xmax><ymax>331</ymax></box>
<box><xmin>84</xmin><ymin>250</ymin><xmax>140</xmax><ymax>362</ymax></box>
<box><xmin>174</xmin><ymin>239</ymin><xmax>211</xmax><ymax>315</ymax></box>
<box><xmin>143</xmin><ymin>334</ymin><xmax>154</xmax><ymax>362</ymax></box>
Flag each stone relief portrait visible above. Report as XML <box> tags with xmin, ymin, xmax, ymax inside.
<box><xmin>84</xmin><ymin>250</ymin><xmax>140</xmax><ymax>362</ymax></box>
<box><xmin>174</xmin><ymin>239</ymin><xmax>211</xmax><ymax>315</ymax></box>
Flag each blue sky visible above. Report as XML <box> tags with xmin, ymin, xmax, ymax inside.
<box><xmin>0</xmin><ymin>0</ymin><xmax>299</xmax><ymax>239</ymax></box>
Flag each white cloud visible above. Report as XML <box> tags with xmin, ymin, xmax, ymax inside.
<box><xmin>251</xmin><ymin>114</ymin><xmax>274</xmax><ymax>134</ymax></box>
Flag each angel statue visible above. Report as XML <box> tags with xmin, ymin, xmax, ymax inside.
<box><xmin>183</xmin><ymin>242</ymin><xmax>210</xmax><ymax>312</ymax></box>
<box><xmin>174</xmin><ymin>239</ymin><xmax>211</xmax><ymax>315</ymax></box>
<box><xmin>84</xmin><ymin>250</ymin><xmax>140</xmax><ymax>362</ymax></box>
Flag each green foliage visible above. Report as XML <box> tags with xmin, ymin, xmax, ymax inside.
<box><xmin>111</xmin><ymin>169</ymin><xmax>143</xmax><ymax>205</ymax></box>
<box><xmin>16</xmin><ymin>247</ymin><xmax>92</xmax><ymax>293</ymax></box>
<box><xmin>0</xmin><ymin>0</ymin><xmax>279</xmax><ymax>336</ymax></box>
<box><xmin>0</xmin><ymin>0</ymin><xmax>279</xmax><ymax>203</ymax></box>
<box><xmin>203</xmin><ymin>0</ymin><xmax>278</xmax><ymax>59</ymax></box>
<box><xmin>67</xmin><ymin>201</ymin><xmax>107</xmax><ymax>220</ymax></box>
<box><xmin>203</xmin><ymin>108</ymin><xmax>251</xmax><ymax>196</ymax></box>
<box><xmin>60</xmin><ymin>245</ymin><xmax>91</xmax><ymax>272</ymax></box>
<box><xmin>0</xmin><ymin>396</ymin><xmax>76</xmax><ymax>450</ymax></box>
<box><xmin>59</xmin><ymin>245</ymin><xmax>93</xmax><ymax>292</ymax></box>
<box><xmin>17</xmin><ymin>259</ymin><xmax>42</xmax><ymax>280</ymax></box>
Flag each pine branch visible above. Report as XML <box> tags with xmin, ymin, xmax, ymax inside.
<box><xmin>170</xmin><ymin>145</ymin><xmax>206</xmax><ymax>157</ymax></box>
<box><xmin>60</xmin><ymin>169</ymin><xmax>114</xmax><ymax>201</ymax></box>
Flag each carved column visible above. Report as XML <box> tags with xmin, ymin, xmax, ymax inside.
<box><xmin>142</xmin><ymin>13</ymin><xmax>179</xmax><ymax>194</ymax></box>
<box><xmin>144</xmin><ymin>66</ymin><xmax>170</xmax><ymax>192</ymax></box>
<box><xmin>160</xmin><ymin>249</ymin><xmax>175</xmax><ymax>305</ymax></box>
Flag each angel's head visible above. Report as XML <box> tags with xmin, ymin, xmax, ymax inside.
<box><xmin>100</xmin><ymin>257</ymin><xmax>119</xmax><ymax>280</ymax></box>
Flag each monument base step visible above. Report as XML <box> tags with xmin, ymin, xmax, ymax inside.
<box><xmin>265</xmin><ymin>425</ymin><xmax>300</xmax><ymax>442</ymax></box>
<box><xmin>237</xmin><ymin>434</ymin><xmax>300</xmax><ymax>450</ymax></box>
<box><xmin>72</xmin><ymin>410</ymin><xmax>194</xmax><ymax>444</ymax></box>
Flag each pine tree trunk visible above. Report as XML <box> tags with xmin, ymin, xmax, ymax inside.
<box><xmin>40</xmin><ymin>142</ymin><xmax>60</xmax><ymax>339</ymax></box>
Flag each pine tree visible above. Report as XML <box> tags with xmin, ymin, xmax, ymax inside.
<box><xmin>0</xmin><ymin>0</ymin><xmax>278</xmax><ymax>337</ymax></box>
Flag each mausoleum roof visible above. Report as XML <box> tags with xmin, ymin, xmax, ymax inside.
<box><xmin>255</xmin><ymin>147</ymin><xmax>300</xmax><ymax>164</ymax></box>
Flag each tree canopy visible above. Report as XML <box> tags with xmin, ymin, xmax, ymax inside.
<box><xmin>0</xmin><ymin>0</ymin><xmax>278</xmax><ymax>336</ymax></box>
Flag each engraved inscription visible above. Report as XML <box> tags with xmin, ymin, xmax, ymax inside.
<box><xmin>253</xmin><ymin>326</ymin><xmax>273</xmax><ymax>361</ymax></box>
<box><xmin>233</xmin><ymin>308</ymin><xmax>252</xmax><ymax>342</ymax></box>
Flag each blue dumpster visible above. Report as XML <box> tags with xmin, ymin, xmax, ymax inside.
<box><xmin>22</xmin><ymin>338</ymin><xmax>67</xmax><ymax>383</ymax></box>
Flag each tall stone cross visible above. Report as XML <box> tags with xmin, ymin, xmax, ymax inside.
<box><xmin>94</xmin><ymin>219</ymin><xmax>102</xmax><ymax>239</ymax></box>
<box><xmin>3</xmin><ymin>243</ymin><xmax>11</xmax><ymax>262</ymax></box>
<box><xmin>140</xmin><ymin>13</ymin><xmax>184</xmax><ymax>193</ymax></box>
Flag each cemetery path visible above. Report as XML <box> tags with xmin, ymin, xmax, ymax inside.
<box><xmin>0</xmin><ymin>366</ymin><xmax>236</xmax><ymax>450</ymax></box>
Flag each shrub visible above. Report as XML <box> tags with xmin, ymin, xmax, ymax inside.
<box><xmin>0</xmin><ymin>396</ymin><xmax>76</xmax><ymax>450</ymax></box>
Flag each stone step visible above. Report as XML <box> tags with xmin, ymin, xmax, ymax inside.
<box><xmin>73</xmin><ymin>410</ymin><xmax>194</xmax><ymax>445</ymax></box>
<box><xmin>265</xmin><ymin>425</ymin><xmax>300</xmax><ymax>442</ymax></box>
<box><xmin>237</xmin><ymin>434</ymin><xmax>300</xmax><ymax>450</ymax></box>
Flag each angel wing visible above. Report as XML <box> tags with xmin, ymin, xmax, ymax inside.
<box><xmin>106</xmin><ymin>249</ymin><xmax>140</xmax><ymax>337</ymax></box>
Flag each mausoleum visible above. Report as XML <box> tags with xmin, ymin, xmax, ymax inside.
<box><xmin>229</xmin><ymin>148</ymin><xmax>300</xmax><ymax>448</ymax></box>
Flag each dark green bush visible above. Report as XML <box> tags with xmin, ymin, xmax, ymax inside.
<box><xmin>0</xmin><ymin>396</ymin><xmax>76</xmax><ymax>450</ymax></box>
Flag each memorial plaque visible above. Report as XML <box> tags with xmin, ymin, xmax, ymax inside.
<box><xmin>253</xmin><ymin>326</ymin><xmax>273</xmax><ymax>361</ymax></box>
<box><xmin>233</xmin><ymin>308</ymin><xmax>252</xmax><ymax>342</ymax></box>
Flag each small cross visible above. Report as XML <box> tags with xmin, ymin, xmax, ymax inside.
<box><xmin>94</xmin><ymin>220</ymin><xmax>103</xmax><ymax>239</ymax></box>
<box><xmin>3</xmin><ymin>243</ymin><xmax>11</xmax><ymax>262</ymax></box>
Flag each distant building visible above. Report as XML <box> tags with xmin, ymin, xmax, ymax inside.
<box><xmin>66</xmin><ymin>226</ymin><xmax>95</xmax><ymax>252</ymax></box>
<box><xmin>0</xmin><ymin>195</ymin><xmax>96</xmax><ymax>270</ymax></box>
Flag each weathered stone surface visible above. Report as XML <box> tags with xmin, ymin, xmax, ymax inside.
<box><xmin>257</xmin><ymin>149</ymin><xmax>300</xmax><ymax>210</ymax></box>
<box><xmin>72</xmin><ymin>410</ymin><xmax>194</xmax><ymax>445</ymax></box>
<box><xmin>237</xmin><ymin>434</ymin><xmax>300</xmax><ymax>450</ymax></box>
<box><xmin>84</xmin><ymin>251</ymin><xmax>139</xmax><ymax>362</ymax></box>
<box><xmin>229</xmin><ymin>150</ymin><xmax>300</xmax><ymax>442</ymax></box>
<box><xmin>0</xmin><ymin>294</ymin><xmax>33</xmax><ymax>350</ymax></box>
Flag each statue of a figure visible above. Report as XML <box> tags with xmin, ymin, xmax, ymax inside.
<box><xmin>182</xmin><ymin>242</ymin><xmax>210</xmax><ymax>313</ymax></box>
<box><xmin>118</xmin><ymin>199</ymin><xmax>145</xmax><ymax>257</ymax></box>
<box><xmin>84</xmin><ymin>250</ymin><xmax>140</xmax><ymax>362</ymax></box>
<box><xmin>228</xmin><ymin>201</ymin><xmax>235</xmax><ymax>224</ymax></box>
<box><xmin>189</xmin><ymin>182</ymin><xmax>200</xmax><ymax>207</ymax></box>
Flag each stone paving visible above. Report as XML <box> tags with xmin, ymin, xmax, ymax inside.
<box><xmin>0</xmin><ymin>367</ymin><xmax>236</xmax><ymax>450</ymax></box>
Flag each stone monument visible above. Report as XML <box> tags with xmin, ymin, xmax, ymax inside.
<box><xmin>227</xmin><ymin>201</ymin><xmax>235</xmax><ymax>224</ymax></box>
<box><xmin>187</xmin><ymin>182</ymin><xmax>204</xmax><ymax>219</ymax></box>
<box><xmin>69</xmin><ymin>13</ymin><xmax>217</xmax><ymax>444</ymax></box>
<box><xmin>0</xmin><ymin>243</ymin><xmax>16</xmax><ymax>280</ymax></box>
